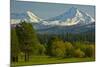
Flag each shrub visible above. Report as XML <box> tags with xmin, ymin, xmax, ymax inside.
<box><xmin>37</xmin><ymin>44</ymin><xmax>46</xmax><ymax>55</ymax></box>
<box><xmin>49</xmin><ymin>37</ymin><xmax>66</xmax><ymax>57</ymax></box>
<box><xmin>52</xmin><ymin>40</ymin><xmax>66</xmax><ymax>57</ymax></box>
<box><xmin>74</xmin><ymin>41</ymin><xmax>95</xmax><ymax>57</ymax></box>
<box><xmin>83</xmin><ymin>45</ymin><xmax>95</xmax><ymax>57</ymax></box>
<box><xmin>74</xmin><ymin>48</ymin><xmax>85</xmax><ymax>58</ymax></box>
<box><xmin>64</xmin><ymin>42</ymin><xmax>74</xmax><ymax>57</ymax></box>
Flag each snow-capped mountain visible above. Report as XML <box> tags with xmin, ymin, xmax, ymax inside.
<box><xmin>11</xmin><ymin>7</ymin><xmax>95</xmax><ymax>34</ymax></box>
<box><xmin>27</xmin><ymin>11</ymin><xmax>42</xmax><ymax>23</ymax></box>
<box><xmin>45</xmin><ymin>7</ymin><xmax>94</xmax><ymax>26</ymax></box>
<box><xmin>11</xmin><ymin>7</ymin><xmax>94</xmax><ymax>26</ymax></box>
<box><xmin>31</xmin><ymin>7</ymin><xmax>95</xmax><ymax>30</ymax></box>
<box><xmin>11</xmin><ymin>19</ymin><xmax>21</xmax><ymax>24</ymax></box>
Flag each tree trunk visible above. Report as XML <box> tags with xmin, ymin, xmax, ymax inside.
<box><xmin>24</xmin><ymin>51</ymin><xmax>30</xmax><ymax>62</ymax></box>
<box><xmin>16</xmin><ymin>56</ymin><xmax>18</xmax><ymax>62</ymax></box>
<box><xmin>27</xmin><ymin>52</ymin><xmax>30</xmax><ymax>61</ymax></box>
<box><xmin>25</xmin><ymin>51</ymin><xmax>27</xmax><ymax>62</ymax></box>
<box><xmin>12</xmin><ymin>56</ymin><xmax>18</xmax><ymax>62</ymax></box>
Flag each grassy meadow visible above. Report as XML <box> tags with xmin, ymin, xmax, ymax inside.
<box><xmin>11</xmin><ymin>56</ymin><xmax>95</xmax><ymax>67</ymax></box>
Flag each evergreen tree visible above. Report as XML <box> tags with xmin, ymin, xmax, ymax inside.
<box><xmin>11</xmin><ymin>28</ymin><xmax>20</xmax><ymax>62</ymax></box>
<box><xmin>16</xmin><ymin>21</ymin><xmax>41</xmax><ymax>61</ymax></box>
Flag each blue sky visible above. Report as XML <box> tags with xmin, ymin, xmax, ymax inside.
<box><xmin>11</xmin><ymin>0</ymin><xmax>95</xmax><ymax>19</ymax></box>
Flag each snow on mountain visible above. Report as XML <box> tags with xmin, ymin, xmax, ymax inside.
<box><xmin>27</xmin><ymin>11</ymin><xmax>42</xmax><ymax>23</ymax></box>
<box><xmin>33</xmin><ymin>7</ymin><xmax>95</xmax><ymax>33</ymax></box>
<box><xmin>11</xmin><ymin>11</ymin><xmax>42</xmax><ymax>24</ymax></box>
<box><xmin>11</xmin><ymin>7</ymin><xmax>95</xmax><ymax>28</ymax></box>
<box><xmin>45</xmin><ymin>7</ymin><xmax>95</xmax><ymax>26</ymax></box>
<box><xmin>11</xmin><ymin>19</ymin><xmax>21</xmax><ymax>24</ymax></box>
<box><xmin>10</xmin><ymin>7</ymin><xmax>95</xmax><ymax>34</ymax></box>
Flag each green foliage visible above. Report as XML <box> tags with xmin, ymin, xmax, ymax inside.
<box><xmin>11</xmin><ymin>29</ymin><xmax>19</xmax><ymax>56</ymax></box>
<box><xmin>48</xmin><ymin>36</ymin><xmax>66</xmax><ymax>57</ymax></box>
<box><xmin>83</xmin><ymin>45</ymin><xmax>95</xmax><ymax>57</ymax></box>
<box><xmin>74</xmin><ymin>48</ymin><xmax>85</xmax><ymax>58</ymax></box>
<box><xmin>15</xmin><ymin>21</ymin><xmax>45</xmax><ymax>61</ymax></box>
<box><xmin>11</xmin><ymin>28</ymin><xmax>20</xmax><ymax>62</ymax></box>
<box><xmin>64</xmin><ymin>42</ymin><xmax>74</xmax><ymax>57</ymax></box>
<box><xmin>36</xmin><ymin>44</ymin><xmax>46</xmax><ymax>55</ymax></box>
<box><xmin>47</xmin><ymin>36</ymin><xmax>95</xmax><ymax>58</ymax></box>
<box><xmin>11</xmin><ymin>20</ymin><xmax>95</xmax><ymax>63</ymax></box>
<box><xmin>17</xmin><ymin>22</ymin><xmax>39</xmax><ymax>52</ymax></box>
<box><xmin>74</xmin><ymin>41</ymin><xmax>95</xmax><ymax>57</ymax></box>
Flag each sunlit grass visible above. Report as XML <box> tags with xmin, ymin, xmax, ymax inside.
<box><xmin>11</xmin><ymin>56</ymin><xmax>95</xmax><ymax>67</ymax></box>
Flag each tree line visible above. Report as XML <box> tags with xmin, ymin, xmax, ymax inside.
<box><xmin>11</xmin><ymin>21</ymin><xmax>95</xmax><ymax>62</ymax></box>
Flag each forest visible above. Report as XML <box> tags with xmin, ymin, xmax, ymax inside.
<box><xmin>11</xmin><ymin>21</ymin><xmax>95</xmax><ymax>66</ymax></box>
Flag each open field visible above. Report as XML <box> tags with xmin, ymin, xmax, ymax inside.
<box><xmin>11</xmin><ymin>56</ymin><xmax>95</xmax><ymax>67</ymax></box>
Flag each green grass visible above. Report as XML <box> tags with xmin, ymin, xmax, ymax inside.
<box><xmin>11</xmin><ymin>56</ymin><xmax>95</xmax><ymax>67</ymax></box>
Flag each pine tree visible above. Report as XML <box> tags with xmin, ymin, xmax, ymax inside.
<box><xmin>11</xmin><ymin>28</ymin><xmax>20</xmax><ymax>62</ymax></box>
<box><xmin>16</xmin><ymin>21</ymin><xmax>41</xmax><ymax>61</ymax></box>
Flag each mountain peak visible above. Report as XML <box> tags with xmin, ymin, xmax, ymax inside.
<box><xmin>27</xmin><ymin>11</ymin><xmax>42</xmax><ymax>23</ymax></box>
<box><xmin>69</xmin><ymin>7</ymin><xmax>77</xmax><ymax>11</ymax></box>
<box><xmin>65</xmin><ymin>7</ymin><xmax>78</xmax><ymax>18</ymax></box>
<box><xmin>48</xmin><ymin>7</ymin><xmax>78</xmax><ymax>21</ymax></box>
<box><xmin>45</xmin><ymin>7</ymin><xmax>94</xmax><ymax>26</ymax></box>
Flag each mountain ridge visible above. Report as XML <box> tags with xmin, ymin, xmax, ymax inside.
<box><xmin>11</xmin><ymin>7</ymin><xmax>95</xmax><ymax>34</ymax></box>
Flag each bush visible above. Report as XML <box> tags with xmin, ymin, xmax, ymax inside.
<box><xmin>83</xmin><ymin>45</ymin><xmax>95</xmax><ymax>57</ymax></box>
<box><xmin>37</xmin><ymin>44</ymin><xmax>46</xmax><ymax>55</ymax></box>
<box><xmin>52</xmin><ymin>40</ymin><xmax>66</xmax><ymax>57</ymax></box>
<box><xmin>74</xmin><ymin>48</ymin><xmax>85</xmax><ymax>58</ymax></box>
<box><xmin>74</xmin><ymin>41</ymin><xmax>95</xmax><ymax>57</ymax></box>
<box><xmin>49</xmin><ymin>37</ymin><xmax>66</xmax><ymax>57</ymax></box>
<box><xmin>64</xmin><ymin>42</ymin><xmax>74</xmax><ymax>57</ymax></box>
